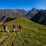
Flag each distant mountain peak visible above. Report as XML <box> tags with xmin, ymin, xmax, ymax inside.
<box><xmin>31</xmin><ymin>7</ymin><xmax>36</xmax><ymax>11</ymax></box>
<box><xmin>25</xmin><ymin>7</ymin><xmax>38</xmax><ymax>19</ymax></box>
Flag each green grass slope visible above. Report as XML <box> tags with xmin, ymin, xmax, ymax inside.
<box><xmin>0</xmin><ymin>17</ymin><xmax>46</xmax><ymax>46</ymax></box>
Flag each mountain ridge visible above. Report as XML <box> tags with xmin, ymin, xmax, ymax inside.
<box><xmin>31</xmin><ymin>10</ymin><xmax>46</xmax><ymax>25</ymax></box>
<box><xmin>0</xmin><ymin>8</ymin><xmax>46</xmax><ymax>25</ymax></box>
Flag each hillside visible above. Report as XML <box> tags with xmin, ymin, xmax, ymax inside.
<box><xmin>31</xmin><ymin>10</ymin><xmax>46</xmax><ymax>25</ymax></box>
<box><xmin>0</xmin><ymin>18</ymin><xmax>46</xmax><ymax>46</ymax></box>
<box><xmin>0</xmin><ymin>14</ymin><xmax>15</xmax><ymax>23</ymax></box>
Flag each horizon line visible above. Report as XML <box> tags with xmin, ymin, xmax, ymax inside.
<box><xmin>0</xmin><ymin>8</ymin><xmax>46</xmax><ymax>10</ymax></box>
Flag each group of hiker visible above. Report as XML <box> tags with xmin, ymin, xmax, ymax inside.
<box><xmin>2</xmin><ymin>23</ymin><xmax>22</xmax><ymax>32</ymax></box>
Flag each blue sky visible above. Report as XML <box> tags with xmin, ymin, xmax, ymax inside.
<box><xmin>0</xmin><ymin>0</ymin><xmax>46</xmax><ymax>10</ymax></box>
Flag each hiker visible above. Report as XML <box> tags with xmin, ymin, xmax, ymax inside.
<box><xmin>13</xmin><ymin>24</ymin><xmax>16</xmax><ymax>32</ymax></box>
<box><xmin>2</xmin><ymin>23</ymin><xmax>9</xmax><ymax>32</ymax></box>
<box><xmin>18</xmin><ymin>25</ymin><xmax>22</xmax><ymax>31</ymax></box>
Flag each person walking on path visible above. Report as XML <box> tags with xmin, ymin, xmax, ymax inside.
<box><xmin>13</xmin><ymin>24</ymin><xmax>17</xmax><ymax>32</ymax></box>
<box><xmin>13</xmin><ymin>24</ymin><xmax>17</xmax><ymax>38</ymax></box>
<box><xmin>2</xmin><ymin>23</ymin><xmax>9</xmax><ymax>32</ymax></box>
<box><xmin>18</xmin><ymin>25</ymin><xmax>22</xmax><ymax>31</ymax></box>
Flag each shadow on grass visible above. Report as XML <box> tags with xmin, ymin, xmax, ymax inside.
<box><xmin>0</xmin><ymin>31</ymin><xmax>3</xmax><ymax>32</ymax></box>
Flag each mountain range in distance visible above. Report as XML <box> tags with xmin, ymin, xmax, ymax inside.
<box><xmin>0</xmin><ymin>7</ymin><xmax>46</xmax><ymax>25</ymax></box>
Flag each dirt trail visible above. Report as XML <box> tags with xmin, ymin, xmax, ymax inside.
<box><xmin>0</xmin><ymin>36</ymin><xmax>8</xmax><ymax>45</ymax></box>
<box><xmin>11</xmin><ymin>32</ymin><xmax>18</xmax><ymax>46</ymax></box>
